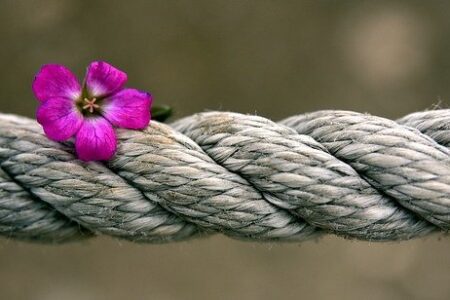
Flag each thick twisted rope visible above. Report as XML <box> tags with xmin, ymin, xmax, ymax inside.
<box><xmin>0</xmin><ymin>110</ymin><xmax>449</xmax><ymax>243</ymax></box>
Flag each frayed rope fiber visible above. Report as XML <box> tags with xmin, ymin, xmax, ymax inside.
<box><xmin>0</xmin><ymin>110</ymin><xmax>449</xmax><ymax>243</ymax></box>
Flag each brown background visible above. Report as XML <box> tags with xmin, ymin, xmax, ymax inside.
<box><xmin>0</xmin><ymin>1</ymin><xmax>449</xmax><ymax>299</ymax></box>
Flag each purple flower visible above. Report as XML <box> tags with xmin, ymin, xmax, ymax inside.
<box><xmin>32</xmin><ymin>61</ymin><xmax>152</xmax><ymax>161</ymax></box>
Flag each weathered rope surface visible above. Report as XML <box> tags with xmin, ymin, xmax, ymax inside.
<box><xmin>0</xmin><ymin>110</ymin><xmax>449</xmax><ymax>243</ymax></box>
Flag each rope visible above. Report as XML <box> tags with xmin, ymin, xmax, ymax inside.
<box><xmin>0</xmin><ymin>110</ymin><xmax>448</xmax><ymax>243</ymax></box>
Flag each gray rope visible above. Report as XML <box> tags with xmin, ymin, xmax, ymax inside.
<box><xmin>0</xmin><ymin>110</ymin><xmax>448</xmax><ymax>244</ymax></box>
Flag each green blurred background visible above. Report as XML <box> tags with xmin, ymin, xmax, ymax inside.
<box><xmin>0</xmin><ymin>1</ymin><xmax>449</xmax><ymax>299</ymax></box>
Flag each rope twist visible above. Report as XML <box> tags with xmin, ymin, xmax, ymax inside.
<box><xmin>0</xmin><ymin>110</ymin><xmax>449</xmax><ymax>243</ymax></box>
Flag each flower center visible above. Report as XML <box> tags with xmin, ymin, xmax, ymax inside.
<box><xmin>82</xmin><ymin>97</ymin><xmax>100</xmax><ymax>114</ymax></box>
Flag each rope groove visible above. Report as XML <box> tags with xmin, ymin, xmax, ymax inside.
<box><xmin>0</xmin><ymin>110</ymin><xmax>448</xmax><ymax>243</ymax></box>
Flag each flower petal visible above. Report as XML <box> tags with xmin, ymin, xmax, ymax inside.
<box><xmin>75</xmin><ymin>117</ymin><xmax>117</xmax><ymax>161</ymax></box>
<box><xmin>36</xmin><ymin>98</ymin><xmax>83</xmax><ymax>141</ymax></box>
<box><xmin>85</xmin><ymin>61</ymin><xmax>127</xmax><ymax>98</ymax></box>
<box><xmin>102</xmin><ymin>89</ymin><xmax>152</xmax><ymax>129</ymax></box>
<box><xmin>32</xmin><ymin>64</ymin><xmax>81</xmax><ymax>102</ymax></box>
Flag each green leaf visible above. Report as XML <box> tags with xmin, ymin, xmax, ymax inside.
<box><xmin>151</xmin><ymin>105</ymin><xmax>173</xmax><ymax>122</ymax></box>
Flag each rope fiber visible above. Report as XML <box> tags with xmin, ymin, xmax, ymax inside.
<box><xmin>0</xmin><ymin>110</ymin><xmax>449</xmax><ymax>243</ymax></box>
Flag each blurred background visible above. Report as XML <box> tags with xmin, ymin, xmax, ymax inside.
<box><xmin>0</xmin><ymin>0</ymin><xmax>449</xmax><ymax>299</ymax></box>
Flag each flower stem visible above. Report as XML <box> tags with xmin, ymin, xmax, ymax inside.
<box><xmin>151</xmin><ymin>105</ymin><xmax>173</xmax><ymax>122</ymax></box>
